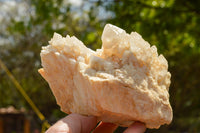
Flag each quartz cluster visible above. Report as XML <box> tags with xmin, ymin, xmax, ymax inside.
<box><xmin>39</xmin><ymin>24</ymin><xmax>173</xmax><ymax>129</ymax></box>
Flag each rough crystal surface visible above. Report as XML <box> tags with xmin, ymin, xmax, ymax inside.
<box><xmin>39</xmin><ymin>24</ymin><xmax>173</xmax><ymax>129</ymax></box>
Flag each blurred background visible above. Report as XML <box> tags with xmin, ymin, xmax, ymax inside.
<box><xmin>0</xmin><ymin>0</ymin><xmax>200</xmax><ymax>132</ymax></box>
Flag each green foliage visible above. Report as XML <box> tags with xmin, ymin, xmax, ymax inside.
<box><xmin>0</xmin><ymin>0</ymin><xmax>200</xmax><ymax>132</ymax></box>
<box><xmin>0</xmin><ymin>0</ymin><xmax>101</xmax><ymax>124</ymax></box>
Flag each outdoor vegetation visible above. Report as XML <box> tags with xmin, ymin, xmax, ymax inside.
<box><xmin>0</xmin><ymin>0</ymin><xmax>200</xmax><ymax>132</ymax></box>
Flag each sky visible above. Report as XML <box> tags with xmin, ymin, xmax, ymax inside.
<box><xmin>67</xmin><ymin>0</ymin><xmax>82</xmax><ymax>6</ymax></box>
<box><xmin>0</xmin><ymin>0</ymin><xmax>30</xmax><ymax>45</ymax></box>
<box><xmin>0</xmin><ymin>0</ymin><xmax>82</xmax><ymax>21</ymax></box>
<box><xmin>0</xmin><ymin>0</ymin><xmax>81</xmax><ymax>45</ymax></box>
<box><xmin>0</xmin><ymin>0</ymin><xmax>113</xmax><ymax>46</ymax></box>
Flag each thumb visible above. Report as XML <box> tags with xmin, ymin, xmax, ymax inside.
<box><xmin>124</xmin><ymin>122</ymin><xmax>146</xmax><ymax>133</ymax></box>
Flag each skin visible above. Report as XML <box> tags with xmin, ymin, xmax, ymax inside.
<box><xmin>46</xmin><ymin>114</ymin><xmax>146</xmax><ymax>133</ymax></box>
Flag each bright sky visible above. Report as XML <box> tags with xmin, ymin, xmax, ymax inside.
<box><xmin>0</xmin><ymin>0</ymin><xmax>83</xmax><ymax>21</ymax></box>
<box><xmin>0</xmin><ymin>0</ymin><xmax>112</xmax><ymax>45</ymax></box>
<box><xmin>0</xmin><ymin>0</ymin><xmax>83</xmax><ymax>45</ymax></box>
<box><xmin>67</xmin><ymin>0</ymin><xmax>83</xmax><ymax>6</ymax></box>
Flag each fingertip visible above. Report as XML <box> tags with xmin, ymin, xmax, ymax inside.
<box><xmin>46</xmin><ymin>114</ymin><xmax>98</xmax><ymax>133</ymax></box>
<box><xmin>124</xmin><ymin>122</ymin><xmax>146</xmax><ymax>133</ymax></box>
<box><xmin>93</xmin><ymin>122</ymin><xmax>118</xmax><ymax>133</ymax></box>
<box><xmin>79</xmin><ymin>115</ymin><xmax>98</xmax><ymax>132</ymax></box>
<box><xmin>66</xmin><ymin>114</ymin><xmax>98</xmax><ymax>133</ymax></box>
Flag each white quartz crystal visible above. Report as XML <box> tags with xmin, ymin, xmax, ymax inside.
<box><xmin>39</xmin><ymin>24</ymin><xmax>172</xmax><ymax>129</ymax></box>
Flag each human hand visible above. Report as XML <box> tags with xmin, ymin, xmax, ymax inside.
<box><xmin>46</xmin><ymin>113</ymin><xmax>146</xmax><ymax>133</ymax></box>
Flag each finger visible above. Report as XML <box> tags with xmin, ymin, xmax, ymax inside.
<box><xmin>46</xmin><ymin>113</ymin><xmax>97</xmax><ymax>133</ymax></box>
<box><xmin>64</xmin><ymin>114</ymin><xmax>97</xmax><ymax>133</ymax></box>
<box><xmin>93</xmin><ymin>122</ymin><xmax>118</xmax><ymax>133</ymax></box>
<box><xmin>123</xmin><ymin>122</ymin><xmax>146</xmax><ymax>133</ymax></box>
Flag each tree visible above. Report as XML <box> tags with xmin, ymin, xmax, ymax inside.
<box><xmin>0</xmin><ymin>0</ymin><xmax>104</xmax><ymax>128</ymax></box>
